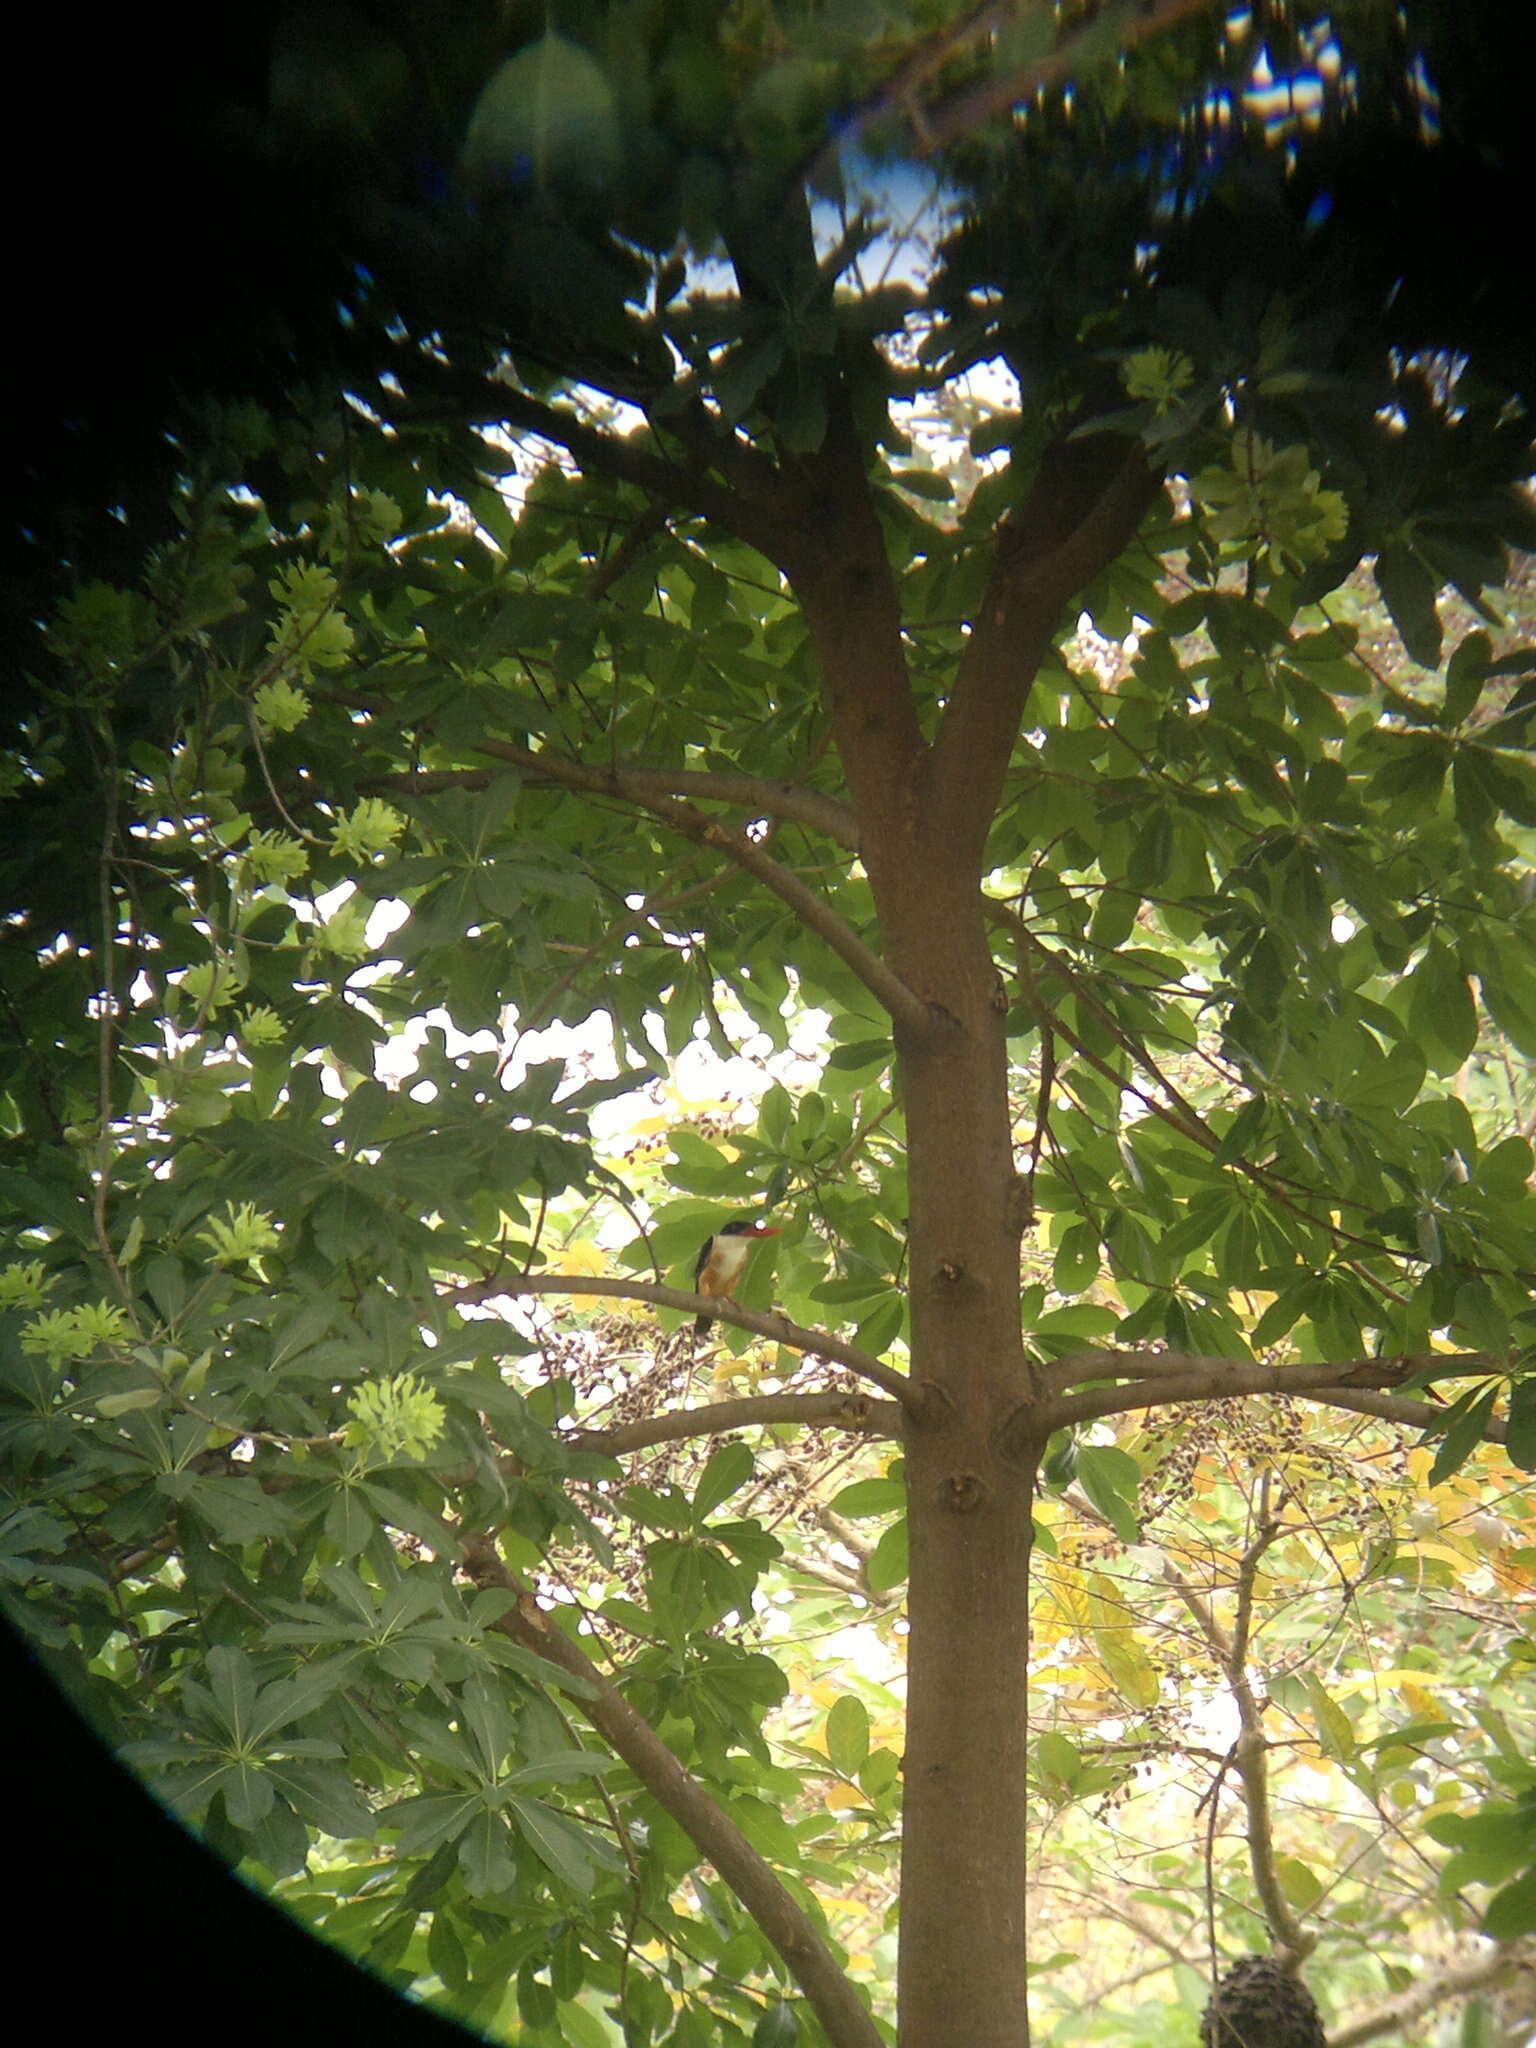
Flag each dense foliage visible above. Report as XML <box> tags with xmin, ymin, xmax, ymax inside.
<box><xmin>6</xmin><ymin>4</ymin><xmax>1536</xmax><ymax>2043</ymax></box>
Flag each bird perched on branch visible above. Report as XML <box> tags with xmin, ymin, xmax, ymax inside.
<box><xmin>692</xmin><ymin>1218</ymin><xmax>781</xmax><ymax>1343</ymax></box>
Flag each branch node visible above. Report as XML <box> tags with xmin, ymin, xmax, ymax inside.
<box><xmin>938</xmin><ymin>1470</ymin><xmax>988</xmax><ymax>1513</ymax></box>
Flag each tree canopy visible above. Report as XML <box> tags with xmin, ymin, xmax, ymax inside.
<box><xmin>6</xmin><ymin>4</ymin><xmax>1536</xmax><ymax>2044</ymax></box>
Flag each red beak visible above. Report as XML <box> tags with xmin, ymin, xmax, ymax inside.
<box><xmin>747</xmin><ymin>1223</ymin><xmax>781</xmax><ymax>1237</ymax></box>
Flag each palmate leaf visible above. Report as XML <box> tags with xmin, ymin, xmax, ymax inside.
<box><xmin>460</xmin><ymin>1806</ymin><xmax>519</xmax><ymax>1896</ymax></box>
<box><xmin>508</xmin><ymin>1794</ymin><xmax>620</xmax><ymax>1890</ymax></box>
<box><xmin>263</xmin><ymin>1758</ymin><xmax>376</xmax><ymax>1840</ymax></box>
<box><xmin>389</xmin><ymin>1789</ymin><xmax>482</xmax><ymax>1860</ymax></box>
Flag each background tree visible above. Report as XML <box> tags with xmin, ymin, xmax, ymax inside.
<box><xmin>5</xmin><ymin>3</ymin><xmax>1536</xmax><ymax>2043</ymax></box>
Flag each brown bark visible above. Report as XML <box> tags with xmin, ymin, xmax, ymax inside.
<box><xmin>776</xmin><ymin>379</ymin><xmax>1088</xmax><ymax>2043</ymax></box>
<box><xmin>882</xmin><ymin>878</ymin><xmax>1046</xmax><ymax>2048</ymax></box>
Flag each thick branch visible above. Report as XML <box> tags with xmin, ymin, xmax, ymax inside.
<box><xmin>416</xmin><ymin>740</ymin><xmax>926</xmax><ymax>1036</ymax></box>
<box><xmin>1042</xmin><ymin>1347</ymin><xmax>1490</xmax><ymax>1399</ymax></box>
<box><xmin>485</xmin><ymin>383</ymin><xmax>791</xmax><ymax>562</ymax></box>
<box><xmin>563</xmin><ymin>1389</ymin><xmax>903</xmax><ymax>1455</ymax></box>
<box><xmin>806</xmin><ymin>0</ymin><xmax>1219</xmax><ymax>173</ymax></box>
<box><xmin>705</xmin><ymin>183</ymin><xmax>927</xmax><ymax>842</ymax></box>
<box><xmin>452</xmin><ymin>1273</ymin><xmax>919</xmax><ymax>1410</ymax></box>
<box><xmin>1228</xmin><ymin>1513</ymin><xmax>1312</xmax><ymax>1964</ymax></box>
<box><xmin>458</xmin><ymin>1533</ymin><xmax>884</xmax><ymax>2048</ymax></box>
<box><xmin>911</xmin><ymin>0</ymin><xmax>1222</xmax><ymax>155</ymax></box>
<box><xmin>930</xmin><ymin>431</ymin><xmax>1160</xmax><ymax>855</ymax></box>
<box><xmin>1330</xmin><ymin>1937</ymin><xmax>1536</xmax><ymax>2048</ymax></box>
<box><xmin>1024</xmin><ymin>1351</ymin><xmax>1497</xmax><ymax>1440</ymax></box>
<box><xmin>1321</xmin><ymin>1387</ymin><xmax>1505</xmax><ymax>1442</ymax></box>
<box><xmin>379</xmin><ymin>755</ymin><xmax>858</xmax><ymax>849</ymax></box>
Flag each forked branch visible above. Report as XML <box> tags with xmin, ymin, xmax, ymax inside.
<box><xmin>1164</xmin><ymin>1503</ymin><xmax>1316</xmax><ymax>1970</ymax></box>
<box><xmin>397</xmin><ymin>741</ymin><xmax>929</xmax><ymax>1037</ymax></box>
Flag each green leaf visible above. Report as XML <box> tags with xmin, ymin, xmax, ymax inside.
<box><xmin>218</xmin><ymin>1753</ymin><xmax>274</xmax><ymax>1835</ymax></box>
<box><xmin>390</xmin><ymin>1790</ymin><xmax>479</xmax><ymax>1859</ymax></box>
<box><xmin>1275</xmin><ymin>1854</ymin><xmax>1324</xmax><ymax>1910</ymax></box>
<box><xmin>462</xmin><ymin>34</ymin><xmax>621</xmax><ymax>191</ymax></box>
<box><xmin>693</xmin><ymin>1442</ymin><xmax>755</xmax><ymax>1519</ymax></box>
<box><xmin>1428</xmin><ymin>1384</ymin><xmax>1500</xmax><ymax>1485</ymax></box>
<box><xmin>753</xmin><ymin>2003</ymin><xmax>799</xmax><ymax>2048</ymax></box>
<box><xmin>622</xmin><ymin>1483</ymin><xmax>695</xmax><ymax>1534</ymax></box>
<box><xmin>98</xmin><ymin>1386</ymin><xmax>167</xmax><ymax>1417</ymax></box>
<box><xmin>866</xmin><ymin>1517</ymin><xmax>909</xmax><ymax>1593</ymax></box>
<box><xmin>1505</xmin><ymin>1378</ymin><xmax>1536</xmax><ymax>1473</ymax></box>
<box><xmin>1405</xmin><ymin>950</ymin><xmax>1478</xmax><ymax>1074</ymax></box>
<box><xmin>1375</xmin><ymin>546</ymin><xmax>1443</xmax><ymax>668</ymax></box>
<box><xmin>1484</xmin><ymin>1866</ymin><xmax>1536</xmax><ymax>1939</ymax></box>
<box><xmin>1304</xmin><ymin>1676</ymin><xmax>1355</xmax><ymax>1762</ymax></box>
<box><xmin>824</xmin><ymin>1694</ymin><xmax>870</xmax><ymax>1777</ymax></box>
<box><xmin>1034</xmin><ymin>1732</ymin><xmax>1081</xmax><ymax>1790</ymax></box>
<box><xmin>1126</xmin><ymin>808</ymin><xmax>1173</xmax><ymax>889</ymax></box>
<box><xmin>1443</xmin><ymin>629</ymin><xmax>1491</xmax><ymax>726</ymax></box>
<box><xmin>460</xmin><ymin>1808</ymin><xmax>517</xmax><ymax>1895</ymax></box>
<box><xmin>509</xmin><ymin>1796</ymin><xmax>602</xmax><ymax>1890</ymax></box>
<box><xmin>859</xmin><ymin>1747</ymin><xmax>901</xmax><ymax>1798</ymax></box>
<box><xmin>1075</xmin><ymin>1444</ymin><xmax>1142</xmax><ymax>1544</ymax></box>
<box><xmin>825</xmin><ymin>1038</ymin><xmax>891</xmax><ymax>1074</ymax></box>
<box><xmin>827</xmin><ymin>1475</ymin><xmax>905</xmax><ymax>1519</ymax></box>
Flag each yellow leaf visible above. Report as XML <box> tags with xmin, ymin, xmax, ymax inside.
<box><xmin>1335</xmin><ymin>1668</ymin><xmax>1447</xmax><ymax>1703</ymax></box>
<box><xmin>819</xmin><ymin>1895</ymin><xmax>869</xmax><ymax>1920</ymax></box>
<box><xmin>553</xmin><ymin>1240</ymin><xmax>609</xmax><ymax>1276</ymax></box>
<box><xmin>1311</xmin><ymin>1685</ymin><xmax>1353</xmax><ymax>1758</ymax></box>
<box><xmin>1420</xmin><ymin>1796</ymin><xmax>1469</xmax><ymax>1823</ymax></box>
<box><xmin>1400</xmin><ymin>1679</ymin><xmax>1442</xmax><ymax>1719</ymax></box>
<box><xmin>1038</xmin><ymin>1663</ymin><xmax>1100</xmax><ymax>1689</ymax></box>
<box><xmin>822</xmin><ymin>1782</ymin><xmax>865</xmax><ymax>1811</ymax></box>
<box><xmin>1087</xmin><ymin>1571</ymin><xmax>1160</xmax><ymax>1709</ymax></box>
<box><xmin>1401</xmin><ymin>1539</ymin><xmax>1477</xmax><ymax>1569</ymax></box>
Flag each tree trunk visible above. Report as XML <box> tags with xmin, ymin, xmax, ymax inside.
<box><xmin>780</xmin><ymin>399</ymin><xmax>1068</xmax><ymax>2045</ymax></box>
<box><xmin>883</xmin><ymin>871</ymin><xmax>1044</xmax><ymax>2047</ymax></box>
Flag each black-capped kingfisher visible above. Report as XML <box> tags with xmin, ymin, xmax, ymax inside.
<box><xmin>692</xmin><ymin>1218</ymin><xmax>781</xmax><ymax>1341</ymax></box>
